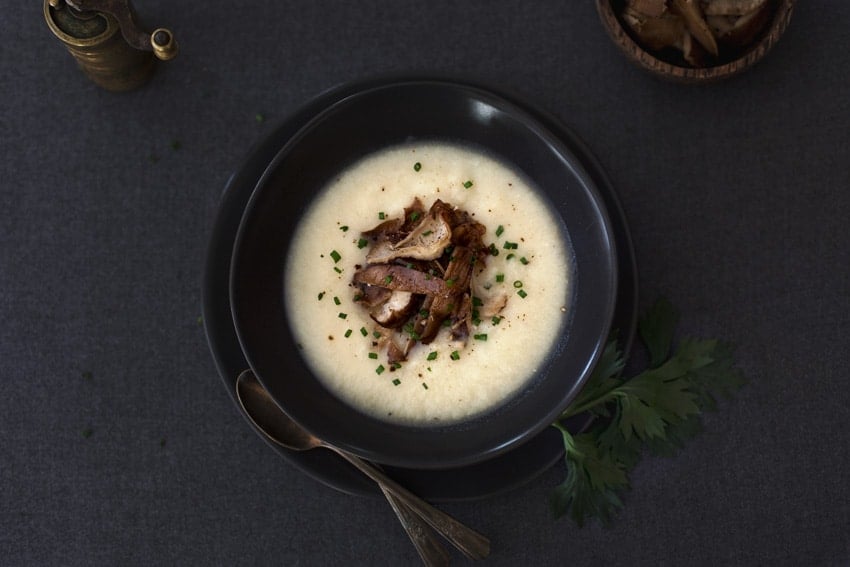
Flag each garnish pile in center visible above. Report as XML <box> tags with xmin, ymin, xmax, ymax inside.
<box><xmin>352</xmin><ymin>198</ymin><xmax>498</xmax><ymax>366</ymax></box>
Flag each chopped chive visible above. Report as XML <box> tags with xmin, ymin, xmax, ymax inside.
<box><xmin>344</xmin><ymin>329</ymin><xmax>352</xmax><ymax>338</ymax></box>
<box><xmin>378</xmin><ymin>212</ymin><xmax>386</xmax><ymax>220</ymax></box>
<box><xmin>513</xmin><ymin>280</ymin><xmax>523</xmax><ymax>288</ymax></box>
<box><xmin>518</xmin><ymin>289</ymin><xmax>528</xmax><ymax>298</ymax></box>
<box><xmin>368</xmin><ymin>352</ymin><xmax>378</xmax><ymax>359</ymax></box>
<box><xmin>488</xmin><ymin>243</ymin><xmax>499</xmax><ymax>256</ymax></box>
<box><xmin>330</xmin><ymin>250</ymin><xmax>342</xmax><ymax>263</ymax></box>
<box><xmin>383</xmin><ymin>275</ymin><xmax>394</xmax><ymax>285</ymax></box>
<box><xmin>334</xmin><ymin>267</ymin><xmax>343</xmax><ymax>274</ymax></box>
<box><xmin>427</xmin><ymin>351</ymin><xmax>438</xmax><ymax>361</ymax></box>
<box><xmin>422</xmin><ymin>382</ymin><xmax>429</xmax><ymax>389</ymax></box>
<box><xmin>474</xmin><ymin>333</ymin><xmax>488</xmax><ymax>341</ymax></box>
<box><xmin>495</xmin><ymin>225</ymin><xmax>505</xmax><ymax>237</ymax></box>
<box><xmin>360</xmin><ymin>327</ymin><xmax>369</xmax><ymax>337</ymax></box>
<box><xmin>472</xmin><ymin>297</ymin><xmax>484</xmax><ymax>307</ymax></box>
<box><xmin>376</xmin><ymin>365</ymin><xmax>385</xmax><ymax>375</ymax></box>
<box><xmin>373</xmin><ymin>330</ymin><xmax>381</xmax><ymax>338</ymax></box>
<box><xmin>496</xmin><ymin>274</ymin><xmax>505</xmax><ymax>283</ymax></box>
<box><xmin>339</xmin><ymin>225</ymin><xmax>349</xmax><ymax>232</ymax></box>
<box><xmin>492</xmin><ymin>316</ymin><xmax>503</xmax><ymax>325</ymax></box>
<box><xmin>450</xmin><ymin>350</ymin><xmax>460</xmax><ymax>360</ymax></box>
<box><xmin>318</xmin><ymin>291</ymin><xmax>326</xmax><ymax>300</ymax></box>
<box><xmin>409</xmin><ymin>212</ymin><xmax>420</xmax><ymax>222</ymax></box>
<box><xmin>391</xmin><ymin>362</ymin><xmax>402</xmax><ymax>370</ymax></box>
<box><xmin>463</xmin><ymin>180</ymin><xmax>473</xmax><ymax>188</ymax></box>
<box><xmin>506</xmin><ymin>254</ymin><xmax>515</xmax><ymax>260</ymax></box>
<box><xmin>338</xmin><ymin>312</ymin><xmax>348</xmax><ymax>319</ymax></box>
<box><xmin>422</xmin><ymin>230</ymin><xmax>433</xmax><ymax>236</ymax></box>
<box><xmin>520</xmin><ymin>256</ymin><xmax>529</xmax><ymax>265</ymax></box>
<box><xmin>414</xmin><ymin>162</ymin><xmax>422</xmax><ymax>171</ymax></box>
<box><xmin>357</xmin><ymin>238</ymin><xmax>368</xmax><ymax>249</ymax></box>
<box><xmin>392</xmin><ymin>378</ymin><xmax>401</xmax><ymax>385</ymax></box>
<box><xmin>333</xmin><ymin>296</ymin><xmax>341</xmax><ymax>305</ymax></box>
<box><xmin>503</xmin><ymin>241</ymin><xmax>518</xmax><ymax>250</ymax></box>
<box><xmin>353</xmin><ymin>293</ymin><xmax>363</xmax><ymax>302</ymax></box>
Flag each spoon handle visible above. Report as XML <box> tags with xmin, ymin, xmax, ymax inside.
<box><xmin>381</xmin><ymin>486</ymin><xmax>451</xmax><ymax>566</ymax></box>
<box><xmin>331</xmin><ymin>447</ymin><xmax>491</xmax><ymax>560</ymax></box>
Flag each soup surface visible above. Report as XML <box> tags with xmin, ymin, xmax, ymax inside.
<box><xmin>285</xmin><ymin>143</ymin><xmax>570</xmax><ymax>424</ymax></box>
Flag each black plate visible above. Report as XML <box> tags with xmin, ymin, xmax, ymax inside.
<box><xmin>229</xmin><ymin>80</ymin><xmax>620</xmax><ymax>470</ymax></box>
<box><xmin>203</xmin><ymin>76</ymin><xmax>637</xmax><ymax>499</ymax></box>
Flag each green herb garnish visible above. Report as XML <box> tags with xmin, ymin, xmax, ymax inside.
<box><xmin>550</xmin><ymin>298</ymin><xmax>745</xmax><ymax>527</ymax></box>
<box><xmin>357</xmin><ymin>238</ymin><xmax>368</xmax><ymax>249</ymax></box>
<box><xmin>463</xmin><ymin>180</ymin><xmax>473</xmax><ymax>188</ymax></box>
<box><xmin>503</xmin><ymin>241</ymin><xmax>518</xmax><ymax>250</ymax></box>
<box><xmin>473</xmin><ymin>333</ymin><xmax>488</xmax><ymax>341</ymax></box>
<box><xmin>376</xmin><ymin>365</ymin><xmax>385</xmax><ymax>375</ymax></box>
<box><xmin>333</xmin><ymin>296</ymin><xmax>341</xmax><ymax>305</ymax></box>
<box><xmin>340</xmin><ymin>225</ymin><xmax>349</xmax><ymax>232</ymax></box>
<box><xmin>344</xmin><ymin>329</ymin><xmax>352</xmax><ymax>338</ymax></box>
<box><xmin>517</xmin><ymin>289</ymin><xmax>528</xmax><ymax>298</ymax></box>
<box><xmin>427</xmin><ymin>351</ymin><xmax>438</xmax><ymax>361</ymax></box>
<box><xmin>360</xmin><ymin>327</ymin><xmax>369</xmax><ymax>337</ymax></box>
<box><xmin>450</xmin><ymin>350</ymin><xmax>460</xmax><ymax>360</ymax></box>
<box><xmin>368</xmin><ymin>352</ymin><xmax>378</xmax><ymax>359</ymax></box>
<box><xmin>330</xmin><ymin>250</ymin><xmax>342</xmax><ymax>263</ymax></box>
<box><xmin>496</xmin><ymin>225</ymin><xmax>505</xmax><ymax>237</ymax></box>
<box><xmin>392</xmin><ymin>378</ymin><xmax>401</xmax><ymax>385</ymax></box>
<box><xmin>414</xmin><ymin>162</ymin><xmax>422</xmax><ymax>171</ymax></box>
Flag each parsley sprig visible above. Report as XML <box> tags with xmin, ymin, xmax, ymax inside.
<box><xmin>550</xmin><ymin>298</ymin><xmax>745</xmax><ymax>526</ymax></box>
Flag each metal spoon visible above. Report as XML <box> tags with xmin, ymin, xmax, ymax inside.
<box><xmin>235</xmin><ymin>369</ymin><xmax>490</xmax><ymax>562</ymax></box>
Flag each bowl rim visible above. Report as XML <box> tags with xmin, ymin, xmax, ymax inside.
<box><xmin>595</xmin><ymin>0</ymin><xmax>797</xmax><ymax>82</ymax></box>
<box><xmin>228</xmin><ymin>78</ymin><xmax>619</xmax><ymax>469</ymax></box>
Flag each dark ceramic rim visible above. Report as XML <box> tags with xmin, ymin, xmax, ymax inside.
<box><xmin>203</xmin><ymin>74</ymin><xmax>638</xmax><ymax>498</ymax></box>
<box><xmin>228</xmin><ymin>79</ymin><xmax>619</xmax><ymax>469</ymax></box>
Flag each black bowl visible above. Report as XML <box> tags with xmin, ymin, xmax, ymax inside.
<box><xmin>230</xmin><ymin>79</ymin><xmax>618</xmax><ymax>470</ymax></box>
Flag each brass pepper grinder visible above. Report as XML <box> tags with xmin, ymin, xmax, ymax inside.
<box><xmin>44</xmin><ymin>0</ymin><xmax>177</xmax><ymax>92</ymax></box>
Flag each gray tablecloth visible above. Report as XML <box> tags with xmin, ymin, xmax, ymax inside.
<box><xmin>2</xmin><ymin>2</ymin><xmax>848</xmax><ymax>565</ymax></box>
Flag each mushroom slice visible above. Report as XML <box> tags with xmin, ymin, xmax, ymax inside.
<box><xmin>623</xmin><ymin>8</ymin><xmax>686</xmax><ymax>51</ymax></box>
<box><xmin>353</xmin><ymin>264</ymin><xmax>451</xmax><ymax>297</ymax></box>
<box><xmin>365</xmin><ymin>205</ymin><xmax>452</xmax><ymax>264</ymax></box>
<box><xmin>671</xmin><ymin>0</ymin><xmax>719</xmax><ymax>56</ymax></box>
<box><xmin>702</xmin><ymin>0</ymin><xmax>767</xmax><ymax>16</ymax></box>
<box><xmin>417</xmin><ymin>246</ymin><xmax>475</xmax><ymax>344</ymax></box>
<box><xmin>627</xmin><ymin>0</ymin><xmax>670</xmax><ymax>18</ymax></box>
<box><xmin>370</xmin><ymin>291</ymin><xmax>419</xmax><ymax>328</ymax></box>
<box><xmin>717</xmin><ymin>3</ymin><xmax>773</xmax><ymax>47</ymax></box>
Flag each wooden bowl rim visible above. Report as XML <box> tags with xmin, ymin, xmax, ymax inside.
<box><xmin>595</xmin><ymin>0</ymin><xmax>796</xmax><ymax>83</ymax></box>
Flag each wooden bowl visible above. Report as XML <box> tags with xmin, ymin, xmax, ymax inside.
<box><xmin>596</xmin><ymin>0</ymin><xmax>796</xmax><ymax>83</ymax></box>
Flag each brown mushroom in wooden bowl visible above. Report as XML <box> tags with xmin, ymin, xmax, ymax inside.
<box><xmin>596</xmin><ymin>0</ymin><xmax>796</xmax><ymax>82</ymax></box>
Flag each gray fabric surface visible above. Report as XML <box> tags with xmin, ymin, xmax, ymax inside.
<box><xmin>2</xmin><ymin>1</ymin><xmax>848</xmax><ymax>565</ymax></box>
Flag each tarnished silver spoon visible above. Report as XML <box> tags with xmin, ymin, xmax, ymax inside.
<box><xmin>235</xmin><ymin>369</ymin><xmax>490</xmax><ymax>563</ymax></box>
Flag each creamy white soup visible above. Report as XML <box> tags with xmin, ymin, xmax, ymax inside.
<box><xmin>285</xmin><ymin>143</ymin><xmax>570</xmax><ymax>425</ymax></box>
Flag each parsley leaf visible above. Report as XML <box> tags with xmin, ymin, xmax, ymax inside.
<box><xmin>550</xmin><ymin>298</ymin><xmax>745</xmax><ymax>526</ymax></box>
